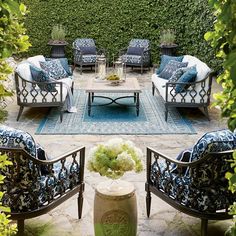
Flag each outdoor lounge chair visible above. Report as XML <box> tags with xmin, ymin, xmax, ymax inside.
<box><xmin>119</xmin><ymin>39</ymin><xmax>151</xmax><ymax>74</ymax></box>
<box><xmin>0</xmin><ymin>125</ymin><xmax>85</xmax><ymax>236</ymax></box>
<box><xmin>145</xmin><ymin>129</ymin><xmax>236</xmax><ymax>236</ymax></box>
<box><xmin>72</xmin><ymin>38</ymin><xmax>106</xmax><ymax>74</ymax></box>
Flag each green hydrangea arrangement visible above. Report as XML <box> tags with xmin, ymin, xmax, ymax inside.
<box><xmin>87</xmin><ymin>138</ymin><xmax>143</xmax><ymax>179</ymax></box>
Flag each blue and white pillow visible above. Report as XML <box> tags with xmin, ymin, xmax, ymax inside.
<box><xmin>127</xmin><ymin>47</ymin><xmax>144</xmax><ymax>56</ymax></box>
<box><xmin>40</xmin><ymin>60</ymin><xmax>68</xmax><ymax>80</ymax></box>
<box><xmin>156</xmin><ymin>55</ymin><xmax>184</xmax><ymax>75</ymax></box>
<box><xmin>46</xmin><ymin>58</ymin><xmax>72</xmax><ymax>76</ymax></box>
<box><xmin>30</xmin><ymin>65</ymin><xmax>56</xmax><ymax>92</ymax></box>
<box><xmin>175</xmin><ymin>66</ymin><xmax>197</xmax><ymax>93</ymax></box>
<box><xmin>158</xmin><ymin>60</ymin><xmax>188</xmax><ymax>80</ymax></box>
<box><xmin>168</xmin><ymin>67</ymin><xmax>187</xmax><ymax>83</ymax></box>
<box><xmin>190</xmin><ymin>129</ymin><xmax>236</xmax><ymax>162</ymax></box>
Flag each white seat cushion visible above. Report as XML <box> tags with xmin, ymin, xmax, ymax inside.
<box><xmin>182</xmin><ymin>55</ymin><xmax>211</xmax><ymax>81</ymax></box>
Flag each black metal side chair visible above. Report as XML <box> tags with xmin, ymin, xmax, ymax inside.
<box><xmin>119</xmin><ymin>39</ymin><xmax>151</xmax><ymax>74</ymax></box>
<box><xmin>72</xmin><ymin>38</ymin><xmax>106</xmax><ymax>74</ymax></box>
<box><xmin>145</xmin><ymin>129</ymin><xmax>236</xmax><ymax>236</ymax></box>
<box><xmin>0</xmin><ymin>125</ymin><xmax>85</xmax><ymax>236</ymax></box>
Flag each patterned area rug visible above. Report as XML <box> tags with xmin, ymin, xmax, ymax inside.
<box><xmin>36</xmin><ymin>90</ymin><xmax>196</xmax><ymax>135</ymax></box>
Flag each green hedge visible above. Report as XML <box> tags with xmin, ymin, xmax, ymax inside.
<box><xmin>22</xmin><ymin>0</ymin><xmax>219</xmax><ymax>69</ymax></box>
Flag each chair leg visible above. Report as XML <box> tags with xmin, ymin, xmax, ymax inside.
<box><xmin>203</xmin><ymin>106</ymin><xmax>210</xmax><ymax>121</ymax></box>
<box><xmin>201</xmin><ymin>218</ymin><xmax>208</xmax><ymax>236</ymax></box>
<box><xmin>80</xmin><ymin>63</ymin><xmax>82</xmax><ymax>75</ymax></box>
<box><xmin>165</xmin><ymin>105</ymin><xmax>168</xmax><ymax>121</ymax></box>
<box><xmin>78</xmin><ymin>188</ymin><xmax>84</xmax><ymax>219</ymax></box>
<box><xmin>17</xmin><ymin>219</ymin><xmax>25</xmax><ymax>236</ymax></box>
<box><xmin>60</xmin><ymin>109</ymin><xmax>63</xmax><ymax>122</ymax></box>
<box><xmin>146</xmin><ymin>190</ymin><xmax>152</xmax><ymax>217</ymax></box>
<box><xmin>141</xmin><ymin>65</ymin><xmax>143</xmax><ymax>74</ymax></box>
<box><xmin>16</xmin><ymin>106</ymin><xmax>24</xmax><ymax>121</ymax></box>
<box><xmin>152</xmin><ymin>82</ymin><xmax>155</xmax><ymax>96</ymax></box>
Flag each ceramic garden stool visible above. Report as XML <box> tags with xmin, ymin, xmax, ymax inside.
<box><xmin>94</xmin><ymin>180</ymin><xmax>137</xmax><ymax>236</ymax></box>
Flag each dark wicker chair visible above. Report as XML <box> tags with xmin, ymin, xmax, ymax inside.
<box><xmin>146</xmin><ymin>147</ymin><xmax>236</xmax><ymax>236</ymax></box>
<box><xmin>72</xmin><ymin>38</ymin><xmax>106</xmax><ymax>74</ymax></box>
<box><xmin>119</xmin><ymin>39</ymin><xmax>151</xmax><ymax>74</ymax></box>
<box><xmin>0</xmin><ymin>145</ymin><xmax>85</xmax><ymax>236</ymax></box>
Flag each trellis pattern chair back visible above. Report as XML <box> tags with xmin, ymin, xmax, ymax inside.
<box><xmin>146</xmin><ymin>129</ymin><xmax>236</xmax><ymax>236</ymax></box>
<box><xmin>0</xmin><ymin>125</ymin><xmax>85</xmax><ymax>236</ymax></box>
<box><xmin>73</xmin><ymin>38</ymin><xmax>104</xmax><ymax>74</ymax></box>
<box><xmin>120</xmin><ymin>38</ymin><xmax>151</xmax><ymax>74</ymax></box>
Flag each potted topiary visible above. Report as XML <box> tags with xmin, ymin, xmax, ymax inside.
<box><xmin>159</xmin><ymin>29</ymin><xmax>178</xmax><ymax>56</ymax></box>
<box><xmin>47</xmin><ymin>24</ymin><xmax>68</xmax><ymax>58</ymax></box>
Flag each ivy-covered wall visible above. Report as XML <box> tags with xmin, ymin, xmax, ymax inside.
<box><xmin>22</xmin><ymin>0</ymin><xmax>218</xmax><ymax>69</ymax></box>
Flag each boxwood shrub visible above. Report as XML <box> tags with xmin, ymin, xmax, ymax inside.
<box><xmin>22</xmin><ymin>0</ymin><xmax>220</xmax><ymax>70</ymax></box>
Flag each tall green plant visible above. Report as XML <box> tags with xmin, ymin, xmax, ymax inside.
<box><xmin>205</xmin><ymin>0</ymin><xmax>236</xmax><ymax>235</ymax></box>
<box><xmin>0</xmin><ymin>154</ymin><xmax>16</xmax><ymax>236</ymax></box>
<box><xmin>0</xmin><ymin>0</ymin><xmax>31</xmax><ymax>106</ymax></box>
<box><xmin>0</xmin><ymin>1</ymin><xmax>30</xmax><ymax>235</ymax></box>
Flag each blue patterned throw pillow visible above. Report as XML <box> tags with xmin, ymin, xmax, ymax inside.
<box><xmin>158</xmin><ymin>60</ymin><xmax>188</xmax><ymax>80</ymax></box>
<box><xmin>30</xmin><ymin>65</ymin><xmax>56</xmax><ymax>92</ymax></box>
<box><xmin>156</xmin><ymin>55</ymin><xmax>184</xmax><ymax>75</ymax></box>
<box><xmin>190</xmin><ymin>129</ymin><xmax>236</xmax><ymax>162</ymax></box>
<box><xmin>80</xmin><ymin>46</ymin><xmax>96</xmax><ymax>55</ymax></box>
<box><xmin>127</xmin><ymin>47</ymin><xmax>144</xmax><ymax>56</ymax></box>
<box><xmin>175</xmin><ymin>66</ymin><xmax>197</xmax><ymax>93</ymax></box>
<box><xmin>168</xmin><ymin>67</ymin><xmax>187</xmax><ymax>83</ymax></box>
<box><xmin>46</xmin><ymin>58</ymin><xmax>72</xmax><ymax>76</ymax></box>
<box><xmin>40</xmin><ymin>60</ymin><xmax>68</xmax><ymax>80</ymax></box>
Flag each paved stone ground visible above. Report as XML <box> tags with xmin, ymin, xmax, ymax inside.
<box><xmin>4</xmin><ymin>67</ymin><xmax>232</xmax><ymax>236</ymax></box>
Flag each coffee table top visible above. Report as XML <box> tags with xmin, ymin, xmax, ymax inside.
<box><xmin>85</xmin><ymin>77</ymin><xmax>141</xmax><ymax>93</ymax></box>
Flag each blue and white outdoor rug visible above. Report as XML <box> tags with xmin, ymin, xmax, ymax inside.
<box><xmin>36</xmin><ymin>90</ymin><xmax>196</xmax><ymax>135</ymax></box>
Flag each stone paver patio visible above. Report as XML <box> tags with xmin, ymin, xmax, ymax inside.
<box><xmin>3</xmin><ymin>67</ymin><xmax>231</xmax><ymax>236</ymax></box>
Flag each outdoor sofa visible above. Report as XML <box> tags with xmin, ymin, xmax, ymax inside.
<box><xmin>152</xmin><ymin>55</ymin><xmax>214</xmax><ymax>121</ymax></box>
<box><xmin>15</xmin><ymin>55</ymin><xmax>74</xmax><ymax>122</ymax></box>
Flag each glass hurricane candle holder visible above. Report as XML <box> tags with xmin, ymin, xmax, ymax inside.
<box><xmin>95</xmin><ymin>54</ymin><xmax>106</xmax><ymax>80</ymax></box>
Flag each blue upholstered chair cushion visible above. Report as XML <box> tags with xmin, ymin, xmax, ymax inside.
<box><xmin>156</xmin><ymin>55</ymin><xmax>184</xmax><ymax>75</ymax></box>
<box><xmin>175</xmin><ymin>66</ymin><xmax>197</xmax><ymax>93</ymax></box>
<box><xmin>79</xmin><ymin>46</ymin><xmax>96</xmax><ymax>55</ymax></box>
<box><xmin>40</xmin><ymin>60</ymin><xmax>68</xmax><ymax>80</ymax></box>
<box><xmin>190</xmin><ymin>129</ymin><xmax>236</xmax><ymax>162</ymax></box>
<box><xmin>30</xmin><ymin>65</ymin><xmax>56</xmax><ymax>92</ymax></box>
<box><xmin>0</xmin><ymin>125</ymin><xmax>37</xmax><ymax>158</ymax></box>
<box><xmin>158</xmin><ymin>60</ymin><xmax>188</xmax><ymax>80</ymax></box>
<box><xmin>127</xmin><ymin>47</ymin><xmax>144</xmax><ymax>56</ymax></box>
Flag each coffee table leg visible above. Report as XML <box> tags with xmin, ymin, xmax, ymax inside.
<box><xmin>136</xmin><ymin>93</ymin><xmax>140</xmax><ymax>116</ymax></box>
<box><xmin>92</xmin><ymin>92</ymin><xmax>94</xmax><ymax>102</ymax></box>
<box><xmin>134</xmin><ymin>93</ymin><xmax>136</xmax><ymax>103</ymax></box>
<box><xmin>88</xmin><ymin>92</ymin><xmax>91</xmax><ymax>116</ymax></box>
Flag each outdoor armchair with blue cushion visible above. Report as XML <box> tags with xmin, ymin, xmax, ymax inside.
<box><xmin>0</xmin><ymin>125</ymin><xmax>85</xmax><ymax>236</ymax></box>
<box><xmin>120</xmin><ymin>39</ymin><xmax>151</xmax><ymax>74</ymax></box>
<box><xmin>146</xmin><ymin>129</ymin><xmax>236</xmax><ymax>236</ymax></box>
<box><xmin>72</xmin><ymin>38</ymin><xmax>106</xmax><ymax>74</ymax></box>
